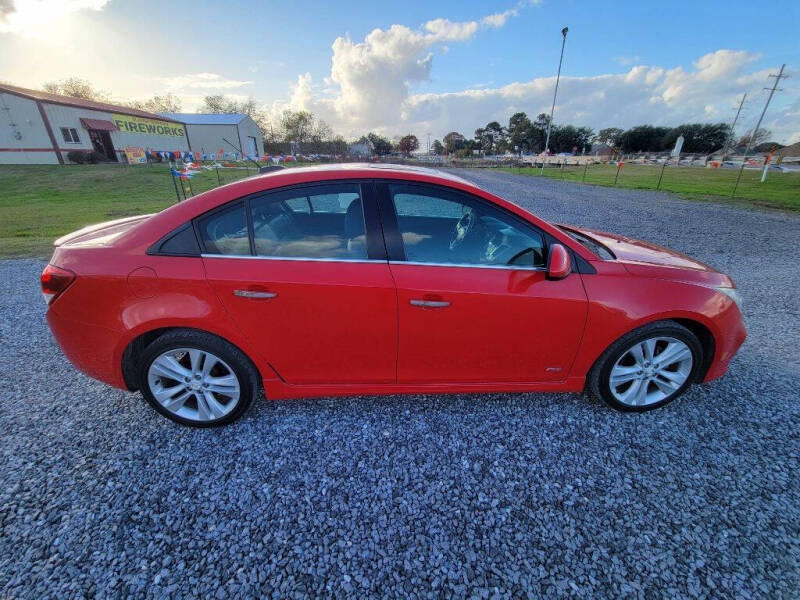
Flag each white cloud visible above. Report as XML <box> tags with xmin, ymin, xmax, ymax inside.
<box><xmin>158</xmin><ymin>72</ymin><xmax>254</xmax><ymax>91</ymax></box>
<box><xmin>482</xmin><ymin>9</ymin><xmax>519</xmax><ymax>28</ymax></box>
<box><xmin>281</xmin><ymin>8</ymin><xmax>526</xmax><ymax>133</ymax></box>
<box><xmin>424</xmin><ymin>18</ymin><xmax>479</xmax><ymax>41</ymax></box>
<box><xmin>282</xmin><ymin>32</ymin><xmax>799</xmax><ymax>144</ymax></box>
<box><xmin>0</xmin><ymin>0</ymin><xmax>108</xmax><ymax>34</ymax></box>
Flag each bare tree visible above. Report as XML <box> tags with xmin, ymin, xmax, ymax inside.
<box><xmin>125</xmin><ymin>94</ymin><xmax>183</xmax><ymax>113</ymax></box>
<box><xmin>42</xmin><ymin>78</ymin><xmax>109</xmax><ymax>101</ymax></box>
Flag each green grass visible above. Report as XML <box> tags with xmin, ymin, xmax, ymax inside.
<box><xmin>2</xmin><ymin>161</ymin><xmax>798</xmax><ymax>259</ymax></box>
<box><xmin>0</xmin><ymin>163</ymin><xmax>269</xmax><ymax>258</ymax></box>
<box><xmin>498</xmin><ymin>164</ymin><xmax>800</xmax><ymax>211</ymax></box>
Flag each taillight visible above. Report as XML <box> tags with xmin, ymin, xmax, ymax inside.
<box><xmin>41</xmin><ymin>264</ymin><xmax>76</xmax><ymax>305</ymax></box>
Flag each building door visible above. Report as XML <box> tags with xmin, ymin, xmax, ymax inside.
<box><xmin>248</xmin><ymin>136</ymin><xmax>258</xmax><ymax>156</ymax></box>
<box><xmin>88</xmin><ymin>129</ymin><xmax>117</xmax><ymax>161</ymax></box>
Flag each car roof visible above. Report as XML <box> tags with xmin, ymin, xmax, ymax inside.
<box><xmin>123</xmin><ymin>162</ymin><xmax>598</xmax><ymax>262</ymax></box>
<box><xmin>255</xmin><ymin>162</ymin><xmax>473</xmax><ymax>186</ymax></box>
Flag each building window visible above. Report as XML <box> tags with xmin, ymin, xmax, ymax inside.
<box><xmin>60</xmin><ymin>127</ymin><xmax>80</xmax><ymax>144</ymax></box>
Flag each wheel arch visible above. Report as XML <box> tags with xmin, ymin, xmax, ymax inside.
<box><xmin>121</xmin><ymin>326</ymin><xmax>266</xmax><ymax>392</ymax></box>
<box><xmin>669</xmin><ymin>317</ymin><xmax>715</xmax><ymax>381</ymax></box>
<box><xmin>583</xmin><ymin>316</ymin><xmax>716</xmax><ymax>388</ymax></box>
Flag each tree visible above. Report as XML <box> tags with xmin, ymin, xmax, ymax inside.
<box><xmin>736</xmin><ymin>128</ymin><xmax>772</xmax><ymax>150</ymax></box>
<box><xmin>367</xmin><ymin>132</ymin><xmax>393</xmax><ymax>156</ymax></box>
<box><xmin>42</xmin><ymin>78</ymin><xmax>108</xmax><ymax>101</ymax></box>
<box><xmin>617</xmin><ymin>125</ymin><xmax>671</xmax><ymax>152</ymax></box>
<box><xmin>529</xmin><ymin>113</ymin><xmax>552</xmax><ymax>153</ymax></box>
<box><xmin>593</xmin><ymin>128</ymin><xmax>624</xmax><ymax>148</ymax></box>
<box><xmin>126</xmin><ymin>93</ymin><xmax>182</xmax><ymax>113</ymax></box>
<box><xmin>431</xmin><ymin>139</ymin><xmax>445</xmax><ymax>155</ymax></box>
<box><xmin>397</xmin><ymin>134</ymin><xmax>419</xmax><ymax>157</ymax></box>
<box><xmin>549</xmin><ymin>125</ymin><xmax>593</xmax><ymax>154</ymax></box>
<box><xmin>280</xmin><ymin>109</ymin><xmax>332</xmax><ymax>146</ymax></box>
<box><xmin>507</xmin><ymin>112</ymin><xmax>533</xmax><ymax>153</ymax></box>
<box><xmin>443</xmin><ymin>131</ymin><xmax>466</xmax><ymax>155</ymax></box>
<box><xmin>662</xmin><ymin>123</ymin><xmax>731</xmax><ymax>154</ymax></box>
<box><xmin>475</xmin><ymin>121</ymin><xmax>506</xmax><ymax>155</ymax></box>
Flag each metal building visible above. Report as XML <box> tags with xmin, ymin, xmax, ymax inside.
<box><xmin>159</xmin><ymin>113</ymin><xmax>263</xmax><ymax>158</ymax></box>
<box><xmin>0</xmin><ymin>83</ymin><xmax>190</xmax><ymax>165</ymax></box>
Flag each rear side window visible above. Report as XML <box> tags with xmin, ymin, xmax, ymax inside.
<box><xmin>196</xmin><ymin>203</ymin><xmax>250</xmax><ymax>255</ymax></box>
<box><xmin>249</xmin><ymin>183</ymin><xmax>366</xmax><ymax>259</ymax></box>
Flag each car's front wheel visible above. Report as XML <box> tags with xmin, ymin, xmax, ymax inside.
<box><xmin>588</xmin><ymin>321</ymin><xmax>703</xmax><ymax>412</ymax></box>
<box><xmin>138</xmin><ymin>330</ymin><xmax>259</xmax><ymax>426</ymax></box>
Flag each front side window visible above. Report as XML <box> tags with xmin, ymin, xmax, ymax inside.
<box><xmin>389</xmin><ymin>184</ymin><xmax>546</xmax><ymax>268</ymax></box>
<box><xmin>250</xmin><ymin>183</ymin><xmax>367</xmax><ymax>259</ymax></box>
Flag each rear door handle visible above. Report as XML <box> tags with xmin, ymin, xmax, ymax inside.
<box><xmin>410</xmin><ymin>299</ymin><xmax>450</xmax><ymax>308</ymax></box>
<box><xmin>234</xmin><ymin>290</ymin><xmax>277</xmax><ymax>299</ymax></box>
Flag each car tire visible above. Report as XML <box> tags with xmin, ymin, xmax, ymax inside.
<box><xmin>138</xmin><ymin>329</ymin><xmax>260</xmax><ymax>427</ymax></box>
<box><xmin>587</xmin><ymin>321</ymin><xmax>703</xmax><ymax>412</ymax></box>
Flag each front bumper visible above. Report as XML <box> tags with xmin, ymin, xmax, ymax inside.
<box><xmin>704</xmin><ymin>306</ymin><xmax>747</xmax><ymax>382</ymax></box>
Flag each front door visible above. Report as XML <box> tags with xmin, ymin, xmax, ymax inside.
<box><xmin>88</xmin><ymin>129</ymin><xmax>117</xmax><ymax>161</ymax></box>
<box><xmin>199</xmin><ymin>181</ymin><xmax>397</xmax><ymax>385</ymax></box>
<box><xmin>379</xmin><ymin>182</ymin><xmax>588</xmax><ymax>383</ymax></box>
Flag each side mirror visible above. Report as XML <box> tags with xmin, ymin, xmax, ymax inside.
<box><xmin>547</xmin><ymin>244</ymin><xmax>571</xmax><ymax>280</ymax></box>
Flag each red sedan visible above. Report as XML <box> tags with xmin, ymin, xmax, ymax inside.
<box><xmin>42</xmin><ymin>164</ymin><xmax>746</xmax><ymax>426</ymax></box>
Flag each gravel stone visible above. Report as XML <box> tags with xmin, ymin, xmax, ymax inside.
<box><xmin>0</xmin><ymin>171</ymin><xmax>798</xmax><ymax>598</ymax></box>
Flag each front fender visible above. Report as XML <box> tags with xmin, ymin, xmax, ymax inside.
<box><xmin>570</xmin><ymin>271</ymin><xmax>742</xmax><ymax>380</ymax></box>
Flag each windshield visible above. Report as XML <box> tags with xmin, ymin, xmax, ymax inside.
<box><xmin>557</xmin><ymin>226</ymin><xmax>615</xmax><ymax>260</ymax></box>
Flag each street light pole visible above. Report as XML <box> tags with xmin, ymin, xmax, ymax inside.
<box><xmin>541</xmin><ymin>27</ymin><xmax>568</xmax><ymax>174</ymax></box>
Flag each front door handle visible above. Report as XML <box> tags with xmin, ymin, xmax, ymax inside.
<box><xmin>410</xmin><ymin>299</ymin><xmax>450</xmax><ymax>308</ymax></box>
<box><xmin>234</xmin><ymin>289</ymin><xmax>277</xmax><ymax>299</ymax></box>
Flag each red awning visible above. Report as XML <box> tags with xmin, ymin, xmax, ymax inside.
<box><xmin>80</xmin><ymin>118</ymin><xmax>119</xmax><ymax>131</ymax></box>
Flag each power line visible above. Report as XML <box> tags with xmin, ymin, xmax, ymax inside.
<box><xmin>724</xmin><ymin>93</ymin><xmax>746</xmax><ymax>151</ymax></box>
<box><xmin>732</xmin><ymin>64</ymin><xmax>788</xmax><ymax>197</ymax></box>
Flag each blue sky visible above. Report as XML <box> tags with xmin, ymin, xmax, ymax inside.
<box><xmin>2</xmin><ymin>0</ymin><xmax>799</xmax><ymax>142</ymax></box>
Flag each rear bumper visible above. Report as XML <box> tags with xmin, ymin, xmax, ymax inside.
<box><xmin>46</xmin><ymin>309</ymin><xmax>127</xmax><ymax>389</ymax></box>
<box><xmin>704</xmin><ymin>307</ymin><xmax>747</xmax><ymax>382</ymax></box>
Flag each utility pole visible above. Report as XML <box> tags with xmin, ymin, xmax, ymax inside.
<box><xmin>732</xmin><ymin>64</ymin><xmax>787</xmax><ymax>197</ymax></box>
<box><xmin>541</xmin><ymin>27</ymin><xmax>568</xmax><ymax>174</ymax></box>
<box><xmin>427</xmin><ymin>132</ymin><xmax>431</xmax><ymax>155</ymax></box>
<box><xmin>725</xmin><ymin>93</ymin><xmax>746</xmax><ymax>152</ymax></box>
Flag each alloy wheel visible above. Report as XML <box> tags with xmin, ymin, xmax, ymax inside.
<box><xmin>147</xmin><ymin>347</ymin><xmax>241</xmax><ymax>422</ymax></box>
<box><xmin>609</xmin><ymin>336</ymin><xmax>693</xmax><ymax>407</ymax></box>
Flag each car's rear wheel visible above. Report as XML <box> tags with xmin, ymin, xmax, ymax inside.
<box><xmin>138</xmin><ymin>330</ymin><xmax>259</xmax><ymax>426</ymax></box>
<box><xmin>588</xmin><ymin>321</ymin><xmax>703</xmax><ymax>412</ymax></box>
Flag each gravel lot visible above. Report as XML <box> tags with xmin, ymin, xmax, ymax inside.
<box><xmin>1</xmin><ymin>171</ymin><xmax>798</xmax><ymax>598</ymax></box>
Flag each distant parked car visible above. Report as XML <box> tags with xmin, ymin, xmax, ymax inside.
<box><xmin>43</xmin><ymin>164</ymin><xmax>746</xmax><ymax>426</ymax></box>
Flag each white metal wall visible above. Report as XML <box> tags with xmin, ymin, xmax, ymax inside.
<box><xmin>236</xmin><ymin>116</ymin><xmax>263</xmax><ymax>156</ymax></box>
<box><xmin>43</xmin><ymin>104</ymin><xmax>189</xmax><ymax>161</ymax></box>
<box><xmin>0</xmin><ymin>93</ymin><xmax>59</xmax><ymax>164</ymax></box>
<box><xmin>183</xmin><ymin>124</ymin><xmax>239</xmax><ymax>156</ymax></box>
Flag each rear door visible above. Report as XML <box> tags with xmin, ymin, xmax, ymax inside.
<box><xmin>377</xmin><ymin>182</ymin><xmax>588</xmax><ymax>384</ymax></box>
<box><xmin>199</xmin><ymin>181</ymin><xmax>398</xmax><ymax>385</ymax></box>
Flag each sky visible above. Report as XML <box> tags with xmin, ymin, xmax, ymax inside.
<box><xmin>2</xmin><ymin>0</ymin><xmax>799</xmax><ymax>144</ymax></box>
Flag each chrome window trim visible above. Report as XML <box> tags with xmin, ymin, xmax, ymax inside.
<box><xmin>199</xmin><ymin>254</ymin><xmax>545</xmax><ymax>271</ymax></box>
<box><xmin>389</xmin><ymin>260</ymin><xmax>546</xmax><ymax>272</ymax></box>
<box><xmin>200</xmin><ymin>253</ymin><xmax>384</xmax><ymax>264</ymax></box>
